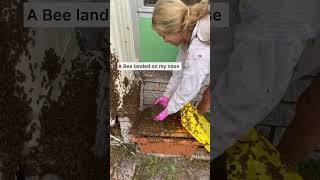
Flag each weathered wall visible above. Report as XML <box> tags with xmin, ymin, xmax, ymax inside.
<box><xmin>1</xmin><ymin>0</ymin><xmax>108</xmax><ymax>178</ymax></box>
<box><xmin>110</xmin><ymin>0</ymin><xmax>139</xmax><ymax>121</ymax></box>
<box><xmin>110</xmin><ymin>0</ymin><xmax>142</xmax><ymax>146</ymax></box>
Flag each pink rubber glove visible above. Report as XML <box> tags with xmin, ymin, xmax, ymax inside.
<box><xmin>154</xmin><ymin>96</ymin><xmax>169</xmax><ymax>108</ymax></box>
<box><xmin>154</xmin><ymin>109</ymin><xmax>169</xmax><ymax>121</ymax></box>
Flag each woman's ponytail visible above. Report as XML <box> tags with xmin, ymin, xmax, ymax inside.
<box><xmin>152</xmin><ymin>0</ymin><xmax>209</xmax><ymax>35</ymax></box>
<box><xmin>182</xmin><ymin>0</ymin><xmax>209</xmax><ymax>32</ymax></box>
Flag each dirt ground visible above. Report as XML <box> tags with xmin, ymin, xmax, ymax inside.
<box><xmin>130</xmin><ymin>105</ymin><xmax>183</xmax><ymax>136</ymax></box>
<box><xmin>110</xmin><ymin>146</ymin><xmax>210</xmax><ymax>180</ymax></box>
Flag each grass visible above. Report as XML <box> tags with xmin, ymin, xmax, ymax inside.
<box><xmin>163</xmin><ymin>163</ymin><xmax>179</xmax><ymax>180</ymax></box>
<box><xmin>134</xmin><ymin>155</ymin><xmax>181</xmax><ymax>180</ymax></box>
<box><xmin>110</xmin><ymin>145</ymin><xmax>134</xmax><ymax>165</ymax></box>
<box><xmin>111</xmin><ymin>146</ymin><xmax>209</xmax><ymax>179</ymax></box>
<box><xmin>134</xmin><ymin>155</ymin><xmax>209</xmax><ymax>179</ymax></box>
<box><xmin>142</xmin><ymin>156</ymin><xmax>161</xmax><ymax>178</ymax></box>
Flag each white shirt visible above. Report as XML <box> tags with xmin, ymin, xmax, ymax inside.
<box><xmin>163</xmin><ymin>16</ymin><xmax>210</xmax><ymax>114</ymax></box>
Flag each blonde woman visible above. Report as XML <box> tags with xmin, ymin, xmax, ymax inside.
<box><xmin>152</xmin><ymin>0</ymin><xmax>210</xmax><ymax>121</ymax></box>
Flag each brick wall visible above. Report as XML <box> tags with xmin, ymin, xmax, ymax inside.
<box><xmin>256</xmin><ymin>75</ymin><xmax>320</xmax><ymax>159</ymax></box>
<box><xmin>140</xmin><ymin>71</ymin><xmax>206</xmax><ymax>109</ymax></box>
<box><xmin>256</xmin><ymin>78</ymin><xmax>313</xmax><ymax>145</ymax></box>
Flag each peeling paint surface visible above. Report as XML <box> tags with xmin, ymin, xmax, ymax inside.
<box><xmin>16</xmin><ymin>29</ymin><xmax>80</xmax><ymax>153</ymax></box>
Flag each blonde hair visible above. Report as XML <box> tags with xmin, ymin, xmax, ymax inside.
<box><xmin>152</xmin><ymin>0</ymin><xmax>209</xmax><ymax>35</ymax></box>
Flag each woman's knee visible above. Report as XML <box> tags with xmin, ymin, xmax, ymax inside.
<box><xmin>201</xmin><ymin>87</ymin><xmax>210</xmax><ymax>103</ymax></box>
<box><xmin>297</xmin><ymin>79</ymin><xmax>320</xmax><ymax>111</ymax></box>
